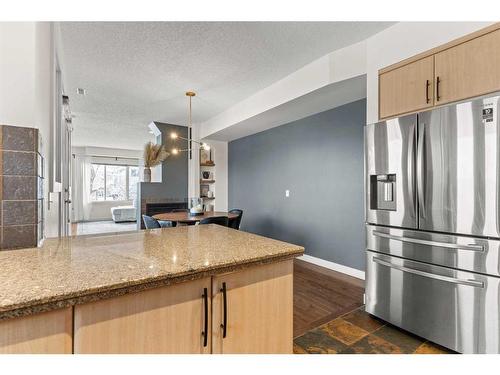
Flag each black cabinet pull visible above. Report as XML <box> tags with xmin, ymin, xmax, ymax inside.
<box><xmin>220</xmin><ymin>282</ymin><xmax>227</xmax><ymax>338</ymax></box>
<box><xmin>202</xmin><ymin>287</ymin><xmax>208</xmax><ymax>347</ymax></box>
<box><xmin>425</xmin><ymin>79</ymin><xmax>430</xmax><ymax>103</ymax></box>
<box><xmin>436</xmin><ymin>76</ymin><xmax>440</xmax><ymax>101</ymax></box>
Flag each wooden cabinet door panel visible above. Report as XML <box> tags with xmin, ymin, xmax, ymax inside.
<box><xmin>74</xmin><ymin>278</ymin><xmax>211</xmax><ymax>354</ymax></box>
<box><xmin>212</xmin><ymin>260</ymin><xmax>293</xmax><ymax>354</ymax></box>
<box><xmin>0</xmin><ymin>308</ymin><xmax>72</xmax><ymax>354</ymax></box>
<box><xmin>379</xmin><ymin>56</ymin><xmax>434</xmax><ymax>119</ymax></box>
<box><xmin>435</xmin><ymin>29</ymin><xmax>500</xmax><ymax>105</ymax></box>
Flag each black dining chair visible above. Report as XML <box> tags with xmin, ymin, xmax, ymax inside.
<box><xmin>199</xmin><ymin>216</ymin><xmax>229</xmax><ymax>227</ymax></box>
<box><xmin>142</xmin><ymin>215</ymin><xmax>173</xmax><ymax>229</ymax></box>
<box><xmin>228</xmin><ymin>209</ymin><xmax>243</xmax><ymax>230</ymax></box>
<box><xmin>142</xmin><ymin>215</ymin><xmax>161</xmax><ymax>229</ymax></box>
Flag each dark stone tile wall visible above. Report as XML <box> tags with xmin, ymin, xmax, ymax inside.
<box><xmin>0</xmin><ymin>125</ymin><xmax>43</xmax><ymax>250</ymax></box>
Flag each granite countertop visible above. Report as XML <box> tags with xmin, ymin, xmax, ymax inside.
<box><xmin>0</xmin><ymin>225</ymin><xmax>303</xmax><ymax>320</ymax></box>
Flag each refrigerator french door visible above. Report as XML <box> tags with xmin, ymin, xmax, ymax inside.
<box><xmin>365</xmin><ymin>92</ymin><xmax>500</xmax><ymax>354</ymax></box>
<box><xmin>364</xmin><ymin>114</ymin><xmax>417</xmax><ymax>229</ymax></box>
<box><xmin>418</xmin><ymin>95</ymin><xmax>500</xmax><ymax>238</ymax></box>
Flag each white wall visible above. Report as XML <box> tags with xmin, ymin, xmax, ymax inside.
<box><xmin>35</xmin><ymin>22</ymin><xmax>59</xmax><ymax>238</ymax></box>
<box><xmin>1</xmin><ymin>22</ymin><xmax>60</xmax><ymax>238</ymax></box>
<box><xmin>0</xmin><ymin>23</ymin><xmax>35</xmax><ymax>127</ymax></box>
<box><xmin>365</xmin><ymin>22</ymin><xmax>494</xmax><ymax>124</ymax></box>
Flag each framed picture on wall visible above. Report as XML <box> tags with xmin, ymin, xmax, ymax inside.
<box><xmin>200</xmin><ymin>184</ymin><xmax>210</xmax><ymax>197</ymax></box>
<box><xmin>200</xmin><ymin>148</ymin><xmax>214</xmax><ymax>165</ymax></box>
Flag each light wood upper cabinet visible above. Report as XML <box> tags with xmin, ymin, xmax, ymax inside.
<box><xmin>379</xmin><ymin>56</ymin><xmax>434</xmax><ymax>119</ymax></box>
<box><xmin>74</xmin><ymin>277</ymin><xmax>211</xmax><ymax>354</ymax></box>
<box><xmin>211</xmin><ymin>260</ymin><xmax>293</xmax><ymax>354</ymax></box>
<box><xmin>378</xmin><ymin>24</ymin><xmax>500</xmax><ymax>120</ymax></box>
<box><xmin>0</xmin><ymin>308</ymin><xmax>72</xmax><ymax>354</ymax></box>
<box><xmin>434</xmin><ymin>28</ymin><xmax>500</xmax><ymax>105</ymax></box>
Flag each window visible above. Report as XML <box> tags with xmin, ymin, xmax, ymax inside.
<box><xmin>90</xmin><ymin>164</ymin><xmax>139</xmax><ymax>201</ymax></box>
<box><xmin>128</xmin><ymin>166</ymin><xmax>139</xmax><ymax>201</ymax></box>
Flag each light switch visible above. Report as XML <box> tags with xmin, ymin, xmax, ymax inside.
<box><xmin>285</xmin><ymin>190</ymin><xmax>290</xmax><ymax>197</ymax></box>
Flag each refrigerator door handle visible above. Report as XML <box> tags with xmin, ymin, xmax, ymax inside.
<box><xmin>372</xmin><ymin>256</ymin><xmax>484</xmax><ymax>288</ymax></box>
<box><xmin>417</xmin><ymin>123</ymin><xmax>426</xmax><ymax>218</ymax></box>
<box><xmin>407</xmin><ymin>123</ymin><xmax>416</xmax><ymax>216</ymax></box>
<box><xmin>372</xmin><ymin>231</ymin><xmax>485</xmax><ymax>252</ymax></box>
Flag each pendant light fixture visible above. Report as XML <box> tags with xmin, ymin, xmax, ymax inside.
<box><xmin>170</xmin><ymin>91</ymin><xmax>210</xmax><ymax>159</ymax></box>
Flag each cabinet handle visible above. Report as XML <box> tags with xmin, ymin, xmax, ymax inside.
<box><xmin>220</xmin><ymin>282</ymin><xmax>227</xmax><ymax>338</ymax></box>
<box><xmin>436</xmin><ymin>76</ymin><xmax>440</xmax><ymax>101</ymax></box>
<box><xmin>425</xmin><ymin>79</ymin><xmax>430</xmax><ymax>103</ymax></box>
<box><xmin>202</xmin><ymin>287</ymin><xmax>208</xmax><ymax>347</ymax></box>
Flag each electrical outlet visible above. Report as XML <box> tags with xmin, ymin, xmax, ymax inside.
<box><xmin>285</xmin><ymin>189</ymin><xmax>290</xmax><ymax>197</ymax></box>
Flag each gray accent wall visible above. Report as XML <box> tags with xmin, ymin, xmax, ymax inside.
<box><xmin>136</xmin><ymin>122</ymin><xmax>189</xmax><ymax>228</ymax></box>
<box><xmin>140</xmin><ymin>122</ymin><xmax>188</xmax><ymax>202</ymax></box>
<box><xmin>228</xmin><ymin>99</ymin><xmax>366</xmax><ymax>270</ymax></box>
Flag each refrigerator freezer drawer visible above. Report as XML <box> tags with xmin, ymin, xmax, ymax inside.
<box><xmin>366</xmin><ymin>251</ymin><xmax>500</xmax><ymax>353</ymax></box>
<box><xmin>366</xmin><ymin>225</ymin><xmax>500</xmax><ymax>277</ymax></box>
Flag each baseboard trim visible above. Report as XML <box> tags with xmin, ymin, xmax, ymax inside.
<box><xmin>298</xmin><ymin>254</ymin><xmax>365</xmax><ymax>280</ymax></box>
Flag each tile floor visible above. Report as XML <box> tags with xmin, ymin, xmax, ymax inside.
<box><xmin>293</xmin><ymin>306</ymin><xmax>455</xmax><ymax>354</ymax></box>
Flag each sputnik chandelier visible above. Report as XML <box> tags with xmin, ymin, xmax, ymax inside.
<box><xmin>170</xmin><ymin>91</ymin><xmax>210</xmax><ymax>160</ymax></box>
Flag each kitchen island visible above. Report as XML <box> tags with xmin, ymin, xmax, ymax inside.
<box><xmin>0</xmin><ymin>224</ymin><xmax>303</xmax><ymax>354</ymax></box>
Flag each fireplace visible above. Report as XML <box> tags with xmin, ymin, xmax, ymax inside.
<box><xmin>140</xmin><ymin>201</ymin><xmax>188</xmax><ymax>229</ymax></box>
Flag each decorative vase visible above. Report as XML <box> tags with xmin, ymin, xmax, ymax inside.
<box><xmin>144</xmin><ymin>167</ymin><xmax>151</xmax><ymax>182</ymax></box>
<box><xmin>189</xmin><ymin>197</ymin><xmax>204</xmax><ymax>216</ymax></box>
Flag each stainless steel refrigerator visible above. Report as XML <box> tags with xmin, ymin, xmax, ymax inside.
<box><xmin>365</xmin><ymin>92</ymin><xmax>500</xmax><ymax>354</ymax></box>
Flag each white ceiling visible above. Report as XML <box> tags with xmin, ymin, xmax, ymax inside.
<box><xmin>59</xmin><ymin>22</ymin><xmax>394</xmax><ymax>149</ymax></box>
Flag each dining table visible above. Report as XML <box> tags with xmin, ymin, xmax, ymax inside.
<box><xmin>152</xmin><ymin>211</ymin><xmax>239</xmax><ymax>225</ymax></box>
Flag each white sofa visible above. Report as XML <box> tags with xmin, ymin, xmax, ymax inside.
<box><xmin>111</xmin><ymin>205</ymin><xmax>137</xmax><ymax>222</ymax></box>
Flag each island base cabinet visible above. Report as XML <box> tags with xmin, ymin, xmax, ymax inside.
<box><xmin>211</xmin><ymin>260</ymin><xmax>294</xmax><ymax>354</ymax></box>
<box><xmin>74</xmin><ymin>277</ymin><xmax>211</xmax><ymax>354</ymax></box>
<box><xmin>0</xmin><ymin>308</ymin><xmax>72</xmax><ymax>354</ymax></box>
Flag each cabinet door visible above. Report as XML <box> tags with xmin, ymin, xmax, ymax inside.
<box><xmin>435</xmin><ymin>29</ymin><xmax>500</xmax><ymax>105</ymax></box>
<box><xmin>212</xmin><ymin>260</ymin><xmax>293</xmax><ymax>354</ymax></box>
<box><xmin>379</xmin><ymin>56</ymin><xmax>434</xmax><ymax>119</ymax></box>
<box><xmin>74</xmin><ymin>278</ymin><xmax>211</xmax><ymax>354</ymax></box>
<box><xmin>0</xmin><ymin>308</ymin><xmax>72</xmax><ymax>354</ymax></box>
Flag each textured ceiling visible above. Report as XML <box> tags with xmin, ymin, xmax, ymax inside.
<box><xmin>59</xmin><ymin>22</ymin><xmax>394</xmax><ymax>149</ymax></box>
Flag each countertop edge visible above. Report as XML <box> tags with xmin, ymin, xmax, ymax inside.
<box><xmin>0</xmin><ymin>248</ymin><xmax>303</xmax><ymax>321</ymax></box>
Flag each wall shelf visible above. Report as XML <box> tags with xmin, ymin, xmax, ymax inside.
<box><xmin>200</xmin><ymin>149</ymin><xmax>216</xmax><ymax>208</ymax></box>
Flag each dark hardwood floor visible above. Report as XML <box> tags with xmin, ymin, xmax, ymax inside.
<box><xmin>293</xmin><ymin>259</ymin><xmax>364</xmax><ymax>338</ymax></box>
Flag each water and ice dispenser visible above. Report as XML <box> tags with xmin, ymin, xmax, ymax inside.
<box><xmin>370</xmin><ymin>174</ymin><xmax>396</xmax><ymax>211</ymax></box>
